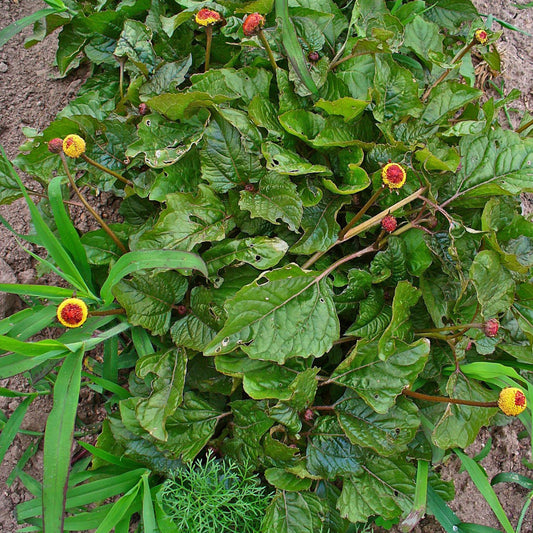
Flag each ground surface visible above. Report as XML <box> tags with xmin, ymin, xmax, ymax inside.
<box><xmin>0</xmin><ymin>1</ymin><xmax>532</xmax><ymax>532</ymax></box>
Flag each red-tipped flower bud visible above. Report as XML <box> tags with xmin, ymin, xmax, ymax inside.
<box><xmin>63</xmin><ymin>134</ymin><xmax>86</xmax><ymax>158</ymax></box>
<box><xmin>195</xmin><ymin>8</ymin><xmax>224</xmax><ymax>26</ymax></box>
<box><xmin>475</xmin><ymin>29</ymin><xmax>488</xmax><ymax>44</ymax></box>
<box><xmin>177</xmin><ymin>305</ymin><xmax>188</xmax><ymax>316</ymax></box>
<box><xmin>57</xmin><ymin>298</ymin><xmax>88</xmax><ymax>328</ymax></box>
<box><xmin>308</xmin><ymin>51</ymin><xmax>319</xmax><ymax>62</ymax></box>
<box><xmin>48</xmin><ymin>138</ymin><xmax>63</xmax><ymax>154</ymax></box>
<box><xmin>381</xmin><ymin>215</ymin><xmax>397</xmax><ymax>233</ymax></box>
<box><xmin>244</xmin><ymin>183</ymin><xmax>256</xmax><ymax>192</ymax></box>
<box><xmin>243</xmin><ymin>12</ymin><xmax>266</xmax><ymax>37</ymax></box>
<box><xmin>382</xmin><ymin>162</ymin><xmax>406</xmax><ymax>189</ymax></box>
<box><xmin>484</xmin><ymin>318</ymin><xmax>499</xmax><ymax>338</ymax></box>
<box><xmin>303</xmin><ymin>408</ymin><xmax>314</xmax><ymax>422</ymax></box>
<box><xmin>498</xmin><ymin>387</ymin><xmax>527</xmax><ymax>416</ymax></box>
<box><xmin>138</xmin><ymin>103</ymin><xmax>148</xmax><ymax>115</ymax></box>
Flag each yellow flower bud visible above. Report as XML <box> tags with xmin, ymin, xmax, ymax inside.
<box><xmin>63</xmin><ymin>134</ymin><xmax>86</xmax><ymax>158</ymax></box>
<box><xmin>57</xmin><ymin>298</ymin><xmax>88</xmax><ymax>328</ymax></box>
<box><xmin>498</xmin><ymin>387</ymin><xmax>527</xmax><ymax>416</ymax></box>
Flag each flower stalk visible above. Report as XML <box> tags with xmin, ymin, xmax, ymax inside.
<box><xmin>80</xmin><ymin>154</ymin><xmax>133</xmax><ymax>187</ymax></box>
<box><xmin>60</xmin><ymin>152</ymin><xmax>128</xmax><ymax>254</ymax></box>
<box><xmin>402</xmin><ymin>388</ymin><xmax>498</xmax><ymax>408</ymax></box>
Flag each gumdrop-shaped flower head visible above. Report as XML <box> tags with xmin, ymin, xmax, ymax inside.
<box><xmin>381</xmin><ymin>215</ymin><xmax>397</xmax><ymax>233</ymax></box>
<box><xmin>195</xmin><ymin>8</ymin><xmax>223</xmax><ymax>26</ymax></box>
<box><xmin>48</xmin><ymin>138</ymin><xmax>63</xmax><ymax>154</ymax></box>
<box><xmin>498</xmin><ymin>387</ymin><xmax>527</xmax><ymax>416</ymax></box>
<box><xmin>475</xmin><ymin>29</ymin><xmax>488</xmax><ymax>44</ymax></box>
<box><xmin>243</xmin><ymin>12</ymin><xmax>265</xmax><ymax>37</ymax></box>
<box><xmin>483</xmin><ymin>318</ymin><xmax>499</xmax><ymax>338</ymax></box>
<box><xmin>382</xmin><ymin>163</ymin><xmax>406</xmax><ymax>189</ymax></box>
<box><xmin>63</xmin><ymin>134</ymin><xmax>86</xmax><ymax>158</ymax></box>
<box><xmin>57</xmin><ymin>298</ymin><xmax>88</xmax><ymax>328</ymax></box>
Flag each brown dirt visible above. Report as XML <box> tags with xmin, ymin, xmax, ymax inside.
<box><xmin>0</xmin><ymin>1</ymin><xmax>532</xmax><ymax>532</ymax></box>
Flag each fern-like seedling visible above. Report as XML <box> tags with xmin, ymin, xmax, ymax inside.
<box><xmin>158</xmin><ymin>451</ymin><xmax>269</xmax><ymax>532</ymax></box>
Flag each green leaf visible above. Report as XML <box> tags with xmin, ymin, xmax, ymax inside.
<box><xmin>314</xmin><ymin>97</ymin><xmax>369</xmax><ymax>122</ymax></box>
<box><xmin>448</xmin><ymin>129</ymin><xmax>533</xmax><ymax>200</ymax></box>
<box><xmin>248</xmin><ymin>95</ymin><xmax>287</xmax><ymax>142</ymax></box>
<box><xmin>276</xmin><ymin>0</ymin><xmax>319</xmax><ymax>96</ymax></box>
<box><xmin>321</xmin><ymin>165</ymin><xmax>370</xmax><ymax>195</ymax></box>
<box><xmin>345</xmin><ymin>289</ymin><xmax>391</xmax><ymax>339</ymax></box>
<box><xmin>372</xmin><ymin>54</ymin><xmax>423</xmax><ymax>122</ymax></box>
<box><xmin>378</xmin><ymin>281</ymin><xmax>420</xmax><ymax>359</ymax></box>
<box><xmin>126</xmin><ymin>112</ymin><xmax>207</xmax><ymax>168</ymax></box>
<box><xmin>114</xmin><ymin>20</ymin><xmax>156</xmax><ymax>76</ymax></box>
<box><xmin>331</xmin><ymin>338</ymin><xmax>430</xmax><ymax>413</ymax></box>
<box><xmin>134</xmin><ymin>348</ymin><xmax>187</xmax><ymax>441</ymax></box>
<box><xmin>335</xmin><ymin>53</ymin><xmax>375</xmax><ymax>101</ymax></box>
<box><xmin>470</xmin><ymin>250</ymin><xmax>515</xmax><ymax>318</ymax></box>
<box><xmin>0</xmin><ymin>395</ymin><xmax>36</xmax><ymax>465</ymax></box>
<box><xmin>261</xmin><ymin>490</ymin><xmax>324</xmax><ymax>533</ymax></box>
<box><xmin>235</xmin><ymin>0</ymin><xmax>274</xmax><ymax>13</ymax></box>
<box><xmin>204</xmin><ymin>236</ymin><xmax>289</xmax><ymax>276</ymax></box>
<box><xmin>265</xmin><ymin>468</ymin><xmax>312</xmax><ymax>492</ymax></box>
<box><xmin>261</xmin><ymin>142</ymin><xmax>331</xmax><ymax>176</ymax></box>
<box><xmin>132</xmin><ymin>185</ymin><xmax>234</xmax><ymax>252</ymax></box>
<box><xmin>337</xmin><ymin>452</ymin><xmax>415</xmax><ymax>524</ymax></box>
<box><xmin>431</xmin><ymin>373</ymin><xmax>498</xmax><ymax>449</ymax></box>
<box><xmin>334</xmin><ymin>269</ymin><xmax>372</xmax><ymax>315</ymax></box>
<box><xmin>239</xmin><ymin>173</ymin><xmax>303</xmax><ymax>232</ymax></box>
<box><xmin>370</xmin><ymin>236</ymin><xmax>408</xmax><ymax>284</ymax></box>
<box><xmin>426</xmin><ymin>0</ymin><xmax>478</xmax><ymax>29</ymax></box>
<box><xmin>100</xmin><ymin>250</ymin><xmax>207</xmax><ymax>305</ymax></box>
<box><xmin>162</xmin><ymin>392</ymin><xmax>221</xmax><ymax>461</ymax></box>
<box><xmin>43</xmin><ymin>349</ymin><xmax>84</xmax><ymax>533</ymax></box>
<box><xmin>0</xmin><ymin>147</ymin><xmax>23</xmax><ymax>204</ymax></box>
<box><xmin>113</xmin><ymin>271</ymin><xmax>188</xmax><ymax>335</ymax></box>
<box><xmin>402</xmin><ymin>229</ymin><xmax>433</xmax><ymax>276</ymax></box>
<box><xmin>336</xmin><ymin>392</ymin><xmax>420</xmax><ymax>456</ymax></box>
<box><xmin>205</xmin><ymin>264</ymin><xmax>339</xmax><ymax>363</ymax></box>
<box><xmin>403</xmin><ymin>15</ymin><xmax>443</xmax><ymax>62</ymax></box>
<box><xmin>147</xmin><ymin>91</ymin><xmax>232</xmax><ymax>120</ymax></box>
<box><xmin>200</xmin><ymin>117</ymin><xmax>266</xmax><ymax>193</ymax></box>
<box><xmin>139</xmin><ymin>55</ymin><xmax>192</xmax><ymax>99</ymax></box>
<box><xmin>422</xmin><ymin>82</ymin><xmax>483</xmax><ymax>124</ymax></box>
<box><xmin>291</xmin><ymin>196</ymin><xmax>350</xmax><ymax>255</ymax></box>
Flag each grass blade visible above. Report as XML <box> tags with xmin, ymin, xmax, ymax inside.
<box><xmin>48</xmin><ymin>176</ymin><xmax>93</xmax><ymax>291</ymax></box>
<box><xmin>78</xmin><ymin>441</ymin><xmax>142</xmax><ymax>469</ymax></box>
<box><xmin>6</xmin><ymin>440</ymin><xmax>40</xmax><ymax>486</ymax></box>
<box><xmin>100</xmin><ymin>250</ymin><xmax>207</xmax><ymax>305</ymax></box>
<box><xmin>0</xmin><ymin>283</ymin><xmax>76</xmax><ymax>299</ymax></box>
<box><xmin>492</xmin><ymin>472</ymin><xmax>533</xmax><ymax>490</ymax></box>
<box><xmin>275</xmin><ymin>0</ymin><xmax>318</xmax><ymax>96</ymax></box>
<box><xmin>426</xmin><ymin>486</ymin><xmax>462</xmax><ymax>533</ymax></box>
<box><xmin>0</xmin><ymin>148</ymin><xmax>96</xmax><ymax>299</ymax></box>
<box><xmin>42</xmin><ymin>349</ymin><xmax>84</xmax><ymax>533</ymax></box>
<box><xmin>81</xmin><ymin>371</ymin><xmax>131</xmax><ymax>400</ymax></box>
<box><xmin>102</xmin><ymin>336</ymin><xmax>119</xmax><ymax>384</ymax></box>
<box><xmin>95</xmin><ymin>479</ymin><xmax>142</xmax><ymax>533</ymax></box>
<box><xmin>454</xmin><ymin>449</ymin><xmax>514</xmax><ymax>533</ymax></box>
<box><xmin>0</xmin><ymin>8</ymin><xmax>58</xmax><ymax>48</ymax></box>
<box><xmin>142</xmin><ymin>472</ymin><xmax>159</xmax><ymax>532</ymax></box>
<box><xmin>0</xmin><ymin>394</ymin><xmax>37</xmax><ymax>464</ymax></box>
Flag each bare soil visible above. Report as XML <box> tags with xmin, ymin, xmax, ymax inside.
<box><xmin>0</xmin><ymin>1</ymin><xmax>532</xmax><ymax>532</ymax></box>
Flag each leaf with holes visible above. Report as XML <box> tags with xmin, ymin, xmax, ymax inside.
<box><xmin>204</xmin><ymin>264</ymin><xmax>339</xmax><ymax>363</ymax></box>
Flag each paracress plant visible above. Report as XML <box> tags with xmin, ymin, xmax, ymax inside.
<box><xmin>1</xmin><ymin>0</ymin><xmax>533</xmax><ymax>531</ymax></box>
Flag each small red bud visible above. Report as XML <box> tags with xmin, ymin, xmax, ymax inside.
<box><xmin>427</xmin><ymin>215</ymin><xmax>438</xmax><ymax>229</ymax></box>
<box><xmin>177</xmin><ymin>305</ymin><xmax>188</xmax><ymax>316</ymax></box>
<box><xmin>484</xmin><ymin>318</ymin><xmax>499</xmax><ymax>338</ymax></box>
<box><xmin>244</xmin><ymin>183</ymin><xmax>256</xmax><ymax>192</ymax></box>
<box><xmin>48</xmin><ymin>138</ymin><xmax>64</xmax><ymax>153</ymax></box>
<box><xmin>308</xmin><ymin>51</ymin><xmax>319</xmax><ymax>62</ymax></box>
<box><xmin>474</xmin><ymin>29</ymin><xmax>488</xmax><ymax>44</ymax></box>
<box><xmin>303</xmin><ymin>409</ymin><xmax>314</xmax><ymax>422</ymax></box>
<box><xmin>138</xmin><ymin>103</ymin><xmax>148</xmax><ymax>115</ymax></box>
<box><xmin>466</xmin><ymin>341</ymin><xmax>473</xmax><ymax>351</ymax></box>
<box><xmin>381</xmin><ymin>215</ymin><xmax>397</xmax><ymax>233</ymax></box>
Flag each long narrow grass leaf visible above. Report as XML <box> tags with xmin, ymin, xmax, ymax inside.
<box><xmin>103</xmin><ymin>336</ymin><xmax>119</xmax><ymax>384</ymax></box>
<box><xmin>454</xmin><ymin>449</ymin><xmax>514</xmax><ymax>533</ymax></box>
<box><xmin>18</xmin><ymin>470</ymin><xmax>42</xmax><ymax>497</ymax></box>
<box><xmin>0</xmin><ymin>148</ymin><xmax>95</xmax><ymax>298</ymax></box>
<box><xmin>66</xmin><ymin>321</ymin><xmax>131</xmax><ymax>352</ymax></box>
<box><xmin>491</xmin><ymin>472</ymin><xmax>533</xmax><ymax>490</ymax></box>
<box><xmin>275</xmin><ymin>0</ymin><xmax>318</xmax><ymax>96</ymax></box>
<box><xmin>81</xmin><ymin>371</ymin><xmax>131</xmax><ymax>400</ymax></box>
<box><xmin>7</xmin><ymin>440</ymin><xmax>40</xmax><ymax>486</ymax></box>
<box><xmin>427</xmin><ymin>486</ymin><xmax>461</xmax><ymax>533</ymax></box>
<box><xmin>0</xmin><ymin>395</ymin><xmax>36</xmax><ymax>464</ymax></box>
<box><xmin>0</xmin><ymin>8</ymin><xmax>58</xmax><ymax>48</ymax></box>
<box><xmin>142</xmin><ymin>472</ymin><xmax>159</xmax><ymax>532</ymax></box>
<box><xmin>63</xmin><ymin>504</ymin><xmax>116</xmax><ymax>531</ymax></box>
<box><xmin>131</xmin><ymin>326</ymin><xmax>155</xmax><ymax>357</ymax></box>
<box><xmin>100</xmin><ymin>250</ymin><xmax>207</xmax><ymax>305</ymax></box>
<box><xmin>7</xmin><ymin>306</ymin><xmax>57</xmax><ymax>341</ymax></box>
<box><xmin>460</xmin><ymin>525</ymin><xmax>508</xmax><ymax>533</ymax></box>
<box><xmin>0</xmin><ymin>336</ymin><xmax>68</xmax><ymax>357</ymax></box>
<box><xmin>0</xmin><ymin>284</ymin><xmax>75</xmax><ymax>299</ymax></box>
<box><xmin>48</xmin><ymin>176</ymin><xmax>93</xmax><ymax>290</ymax></box>
<box><xmin>0</xmin><ymin>351</ymin><xmax>67</xmax><ymax>379</ymax></box>
<box><xmin>42</xmin><ymin>349</ymin><xmax>84</xmax><ymax>533</ymax></box>
<box><xmin>78</xmin><ymin>441</ymin><xmax>142</xmax><ymax>469</ymax></box>
<box><xmin>94</xmin><ymin>479</ymin><xmax>142</xmax><ymax>533</ymax></box>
